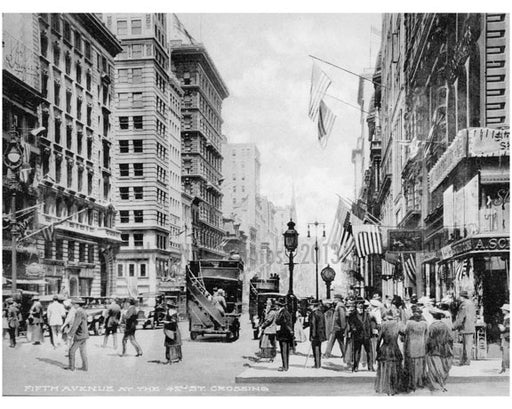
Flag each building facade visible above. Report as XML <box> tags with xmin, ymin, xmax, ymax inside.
<box><xmin>103</xmin><ymin>13</ymin><xmax>182</xmax><ymax>298</ymax></box>
<box><xmin>3</xmin><ymin>13</ymin><xmax>123</xmax><ymax>297</ymax></box>
<box><xmin>171</xmin><ymin>41</ymin><xmax>229</xmax><ymax>260</ymax></box>
<box><xmin>358</xmin><ymin>13</ymin><xmax>509</xmax><ymax>343</ymax></box>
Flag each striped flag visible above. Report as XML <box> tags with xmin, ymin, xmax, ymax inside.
<box><xmin>317</xmin><ymin>100</ymin><xmax>336</xmax><ymax>145</ymax></box>
<box><xmin>41</xmin><ymin>224</ymin><xmax>54</xmax><ymax>241</ymax></box>
<box><xmin>352</xmin><ymin>224</ymin><xmax>383</xmax><ymax>258</ymax></box>
<box><xmin>455</xmin><ymin>259</ymin><xmax>470</xmax><ymax>281</ymax></box>
<box><xmin>308</xmin><ymin>63</ymin><xmax>332</xmax><ymax>122</ymax></box>
<box><xmin>338</xmin><ymin>212</ymin><xmax>355</xmax><ymax>262</ymax></box>
<box><xmin>401</xmin><ymin>253</ymin><xmax>417</xmax><ymax>286</ymax></box>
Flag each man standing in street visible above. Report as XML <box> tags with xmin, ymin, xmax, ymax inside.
<box><xmin>67</xmin><ymin>300</ymin><xmax>89</xmax><ymax>371</ymax></box>
<box><xmin>47</xmin><ymin>295</ymin><xmax>66</xmax><ymax>347</ymax></box>
<box><xmin>6</xmin><ymin>298</ymin><xmax>20</xmax><ymax>348</ymax></box>
<box><xmin>324</xmin><ymin>294</ymin><xmax>346</xmax><ymax>360</ymax></box>
<box><xmin>309</xmin><ymin>300</ymin><xmax>327</xmax><ymax>368</ymax></box>
<box><xmin>275</xmin><ymin>299</ymin><xmax>293</xmax><ymax>371</ymax></box>
<box><xmin>348</xmin><ymin>299</ymin><xmax>374</xmax><ymax>372</ymax></box>
<box><xmin>61</xmin><ymin>299</ymin><xmax>77</xmax><ymax>356</ymax></box>
<box><xmin>121</xmin><ymin>298</ymin><xmax>143</xmax><ymax>357</ymax></box>
<box><xmin>454</xmin><ymin>290</ymin><xmax>476</xmax><ymax>366</ymax></box>
<box><xmin>103</xmin><ymin>298</ymin><xmax>121</xmax><ymax>349</ymax></box>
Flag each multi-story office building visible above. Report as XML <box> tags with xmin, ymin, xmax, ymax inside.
<box><xmin>171</xmin><ymin>41</ymin><xmax>229</xmax><ymax>260</ymax></box>
<box><xmin>103</xmin><ymin>13</ymin><xmax>182</xmax><ymax>298</ymax></box>
<box><xmin>222</xmin><ymin>143</ymin><xmax>261</xmax><ymax>269</ymax></box>
<box><xmin>3</xmin><ymin>14</ymin><xmax>123</xmax><ymax>297</ymax></box>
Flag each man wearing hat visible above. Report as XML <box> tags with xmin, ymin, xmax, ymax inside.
<box><xmin>61</xmin><ymin>299</ymin><xmax>77</xmax><ymax>355</ymax></box>
<box><xmin>67</xmin><ymin>299</ymin><xmax>89</xmax><ymax>371</ymax></box>
<box><xmin>498</xmin><ymin>304</ymin><xmax>510</xmax><ymax>374</ymax></box>
<box><xmin>453</xmin><ymin>290</ymin><xmax>476</xmax><ymax>366</ymax></box>
<box><xmin>6</xmin><ymin>298</ymin><xmax>20</xmax><ymax>348</ymax></box>
<box><xmin>103</xmin><ymin>298</ymin><xmax>121</xmax><ymax>349</ymax></box>
<box><xmin>324</xmin><ymin>294</ymin><xmax>347</xmax><ymax>360</ymax></box>
<box><xmin>121</xmin><ymin>298</ymin><xmax>143</xmax><ymax>357</ymax></box>
<box><xmin>47</xmin><ymin>294</ymin><xmax>66</xmax><ymax>347</ymax></box>
<box><xmin>275</xmin><ymin>299</ymin><xmax>293</xmax><ymax>371</ymax></box>
<box><xmin>347</xmin><ymin>299</ymin><xmax>374</xmax><ymax>372</ymax></box>
<box><xmin>309</xmin><ymin>300</ymin><xmax>327</xmax><ymax>368</ymax></box>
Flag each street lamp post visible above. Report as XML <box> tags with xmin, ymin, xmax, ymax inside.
<box><xmin>307</xmin><ymin>221</ymin><xmax>325</xmax><ymax>300</ymax></box>
<box><xmin>283</xmin><ymin>219</ymin><xmax>299</xmax><ymax>295</ymax></box>
<box><xmin>3</xmin><ymin>128</ymin><xmax>25</xmax><ymax>293</ymax></box>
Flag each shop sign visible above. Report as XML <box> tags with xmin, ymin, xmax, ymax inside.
<box><xmin>429</xmin><ymin>130</ymin><xmax>467</xmax><ymax>192</ymax></box>
<box><xmin>388</xmin><ymin>229</ymin><xmax>424</xmax><ymax>252</ymax></box>
<box><xmin>468</xmin><ymin>128</ymin><xmax>510</xmax><ymax>157</ymax></box>
<box><xmin>473</xmin><ymin>237</ymin><xmax>510</xmax><ymax>251</ymax></box>
<box><xmin>451</xmin><ymin>238</ymin><xmax>473</xmax><ymax>255</ymax></box>
<box><xmin>79</xmin><ymin>269</ymin><xmax>95</xmax><ymax>278</ymax></box>
<box><xmin>440</xmin><ymin>245</ymin><xmax>454</xmax><ymax>260</ymax></box>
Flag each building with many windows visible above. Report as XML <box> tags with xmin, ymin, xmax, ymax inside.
<box><xmin>103</xmin><ymin>13</ymin><xmax>182</xmax><ymax>299</ymax></box>
<box><xmin>171</xmin><ymin>41</ymin><xmax>229</xmax><ymax>260</ymax></box>
<box><xmin>3</xmin><ymin>13</ymin><xmax>124</xmax><ymax>297</ymax></box>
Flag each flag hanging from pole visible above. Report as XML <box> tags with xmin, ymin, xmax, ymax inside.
<box><xmin>455</xmin><ymin>258</ymin><xmax>470</xmax><ymax>281</ymax></box>
<box><xmin>41</xmin><ymin>224</ymin><xmax>54</xmax><ymax>241</ymax></box>
<box><xmin>352</xmin><ymin>224</ymin><xmax>383</xmax><ymax>258</ymax></box>
<box><xmin>308</xmin><ymin>62</ymin><xmax>332</xmax><ymax>122</ymax></box>
<box><xmin>317</xmin><ymin>100</ymin><xmax>336</xmax><ymax>145</ymax></box>
<box><xmin>338</xmin><ymin>212</ymin><xmax>355</xmax><ymax>262</ymax></box>
<box><xmin>401</xmin><ymin>253</ymin><xmax>417</xmax><ymax>286</ymax></box>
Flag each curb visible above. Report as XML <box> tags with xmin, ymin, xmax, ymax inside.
<box><xmin>235</xmin><ymin>374</ymin><xmax>510</xmax><ymax>384</ymax></box>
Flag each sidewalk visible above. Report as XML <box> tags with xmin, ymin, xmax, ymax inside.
<box><xmin>236</xmin><ymin>341</ymin><xmax>510</xmax><ymax>384</ymax></box>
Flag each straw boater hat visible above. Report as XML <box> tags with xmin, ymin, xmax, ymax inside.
<box><xmin>459</xmin><ymin>290</ymin><xmax>470</xmax><ymax>299</ymax></box>
<box><xmin>501</xmin><ymin>304</ymin><xmax>510</xmax><ymax>312</ymax></box>
<box><xmin>370</xmin><ymin>299</ymin><xmax>383</xmax><ymax>308</ymax></box>
<box><xmin>430</xmin><ymin>307</ymin><xmax>448</xmax><ymax>319</ymax></box>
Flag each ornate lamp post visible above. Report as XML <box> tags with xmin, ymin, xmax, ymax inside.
<box><xmin>320</xmin><ymin>264</ymin><xmax>336</xmax><ymax>299</ymax></box>
<box><xmin>4</xmin><ymin>128</ymin><xmax>24</xmax><ymax>293</ymax></box>
<box><xmin>283</xmin><ymin>219</ymin><xmax>298</xmax><ymax>295</ymax></box>
<box><xmin>307</xmin><ymin>221</ymin><xmax>325</xmax><ymax>300</ymax></box>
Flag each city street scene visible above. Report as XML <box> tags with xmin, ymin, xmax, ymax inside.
<box><xmin>2</xmin><ymin>10</ymin><xmax>510</xmax><ymax>397</ymax></box>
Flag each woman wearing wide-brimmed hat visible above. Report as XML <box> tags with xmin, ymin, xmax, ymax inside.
<box><xmin>163</xmin><ymin>300</ymin><xmax>182</xmax><ymax>364</ymax></box>
<box><xmin>375</xmin><ymin>310</ymin><xmax>404</xmax><ymax>396</ymax></box>
<box><xmin>425</xmin><ymin>307</ymin><xmax>454</xmax><ymax>392</ymax></box>
<box><xmin>402</xmin><ymin>305</ymin><xmax>428</xmax><ymax>392</ymax></box>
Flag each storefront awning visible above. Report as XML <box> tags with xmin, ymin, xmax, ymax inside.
<box><xmin>480</xmin><ymin>168</ymin><xmax>509</xmax><ymax>184</ymax></box>
<box><xmin>6</xmin><ymin>279</ymin><xmax>47</xmax><ymax>285</ymax></box>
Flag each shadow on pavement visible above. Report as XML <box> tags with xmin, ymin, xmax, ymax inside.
<box><xmin>147</xmin><ymin>359</ymin><xmax>169</xmax><ymax>365</ymax></box>
<box><xmin>36</xmin><ymin>357</ymin><xmax>67</xmax><ymax>369</ymax></box>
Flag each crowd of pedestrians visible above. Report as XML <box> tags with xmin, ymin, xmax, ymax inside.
<box><xmin>3</xmin><ymin>295</ymin><xmax>183</xmax><ymax>370</ymax></box>
<box><xmin>253</xmin><ymin>290</ymin><xmax>510</xmax><ymax>395</ymax></box>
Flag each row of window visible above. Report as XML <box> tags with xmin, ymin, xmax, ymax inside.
<box><xmin>157</xmin><ymin>211</ymin><xmax>168</xmax><ymax>226</ymax></box>
<box><xmin>119</xmin><ymin>139</ymin><xmax>143</xmax><ymax>153</ymax></box>
<box><xmin>117</xmin><ymin>263</ymin><xmax>146</xmax><ymax>277</ymax></box>
<box><xmin>119</xmin><ymin>210</ymin><xmax>144</xmax><ymax>223</ymax></box>
<box><xmin>119</xmin><ymin>186</ymin><xmax>143</xmax><ymax>200</ymax></box>
<box><xmin>119</xmin><ymin>116</ymin><xmax>144</xmax><ymax>130</ymax></box>
<box><xmin>44</xmin><ymin>239</ymin><xmax>95</xmax><ymax>263</ymax></box>
<box><xmin>119</xmin><ymin>163</ymin><xmax>144</xmax><ymax>177</ymax></box>
<box><xmin>118</xmin><ymin>68</ymin><xmax>143</xmax><ymax>84</ymax></box>
<box><xmin>118</xmin><ymin>92</ymin><xmax>143</xmax><ymax>108</ymax></box>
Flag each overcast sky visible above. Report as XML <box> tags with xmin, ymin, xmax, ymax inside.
<box><xmin>178</xmin><ymin>13</ymin><xmax>382</xmax><ymax>235</ymax></box>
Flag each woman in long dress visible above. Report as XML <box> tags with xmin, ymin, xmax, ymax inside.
<box><xmin>28</xmin><ymin>297</ymin><xmax>44</xmax><ymax>344</ymax></box>
<box><xmin>425</xmin><ymin>308</ymin><xmax>454</xmax><ymax>391</ymax></box>
<box><xmin>375</xmin><ymin>310</ymin><xmax>404</xmax><ymax>395</ymax></box>
<box><xmin>402</xmin><ymin>306</ymin><xmax>428</xmax><ymax>392</ymax></box>
<box><xmin>163</xmin><ymin>301</ymin><xmax>182</xmax><ymax>364</ymax></box>
<box><xmin>259</xmin><ymin>302</ymin><xmax>277</xmax><ymax>360</ymax></box>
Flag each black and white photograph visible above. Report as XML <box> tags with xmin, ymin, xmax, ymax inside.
<box><xmin>1</xmin><ymin>3</ymin><xmax>510</xmax><ymax>398</ymax></box>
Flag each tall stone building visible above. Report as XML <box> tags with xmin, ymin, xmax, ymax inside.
<box><xmin>171</xmin><ymin>41</ymin><xmax>229</xmax><ymax>260</ymax></box>
<box><xmin>222</xmin><ymin>143</ymin><xmax>261</xmax><ymax>269</ymax></box>
<box><xmin>102</xmin><ymin>13</ymin><xmax>182</xmax><ymax>298</ymax></box>
<box><xmin>3</xmin><ymin>14</ymin><xmax>123</xmax><ymax>297</ymax></box>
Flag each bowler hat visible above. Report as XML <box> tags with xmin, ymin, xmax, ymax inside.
<box><xmin>276</xmin><ymin>299</ymin><xmax>286</xmax><ymax>307</ymax></box>
<box><xmin>333</xmin><ymin>294</ymin><xmax>343</xmax><ymax>300</ymax></box>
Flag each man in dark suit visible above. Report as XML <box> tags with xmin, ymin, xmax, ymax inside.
<box><xmin>348</xmin><ymin>299</ymin><xmax>374</xmax><ymax>372</ymax></box>
<box><xmin>275</xmin><ymin>299</ymin><xmax>293</xmax><ymax>371</ymax></box>
<box><xmin>309</xmin><ymin>300</ymin><xmax>327</xmax><ymax>368</ymax></box>
<box><xmin>454</xmin><ymin>290</ymin><xmax>476</xmax><ymax>366</ymax></box>
<box><xmin>324</xmin><ymin>294</ymin><xmax>347</xmax><ymax>359</ymax></box>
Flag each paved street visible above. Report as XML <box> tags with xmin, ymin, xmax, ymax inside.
<box><xmin>2</xmin><ymin>316</ymin><xmax>509</xmax><ymax>396</ymax></box>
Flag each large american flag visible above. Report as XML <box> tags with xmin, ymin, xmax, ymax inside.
<box><xmin>338</xmin><ymin>211</ymin><xmax>354</xmax><ymax>262</ymax></box>
<box><xmin>317</xmin><ymin>100</ymin><xmax>336</xmax><ymax>146</ymax></box>
<box><xmin>401</xmin><ymin>253</ymin><xmax>417</xmax><ymax>286</ymax></box>
<box><xmin>308</xmin><ymin>62</ymin><xmax>332</xmax><ymax>122</ymax></box>
<box><xmin>352</xmin><ymin>224</ymin><xmax>383</xmax><ymax>258</ymax></box>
